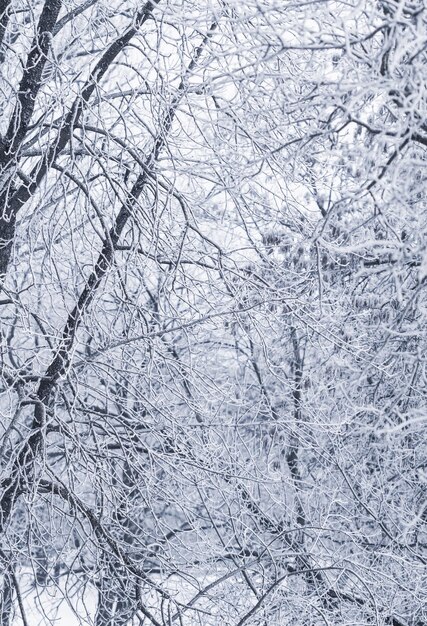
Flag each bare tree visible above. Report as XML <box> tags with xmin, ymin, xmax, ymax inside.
<box><xmin>0</xmin><ymin>1</ymin><xmax>426</xmax><ymax>625</ymax></box>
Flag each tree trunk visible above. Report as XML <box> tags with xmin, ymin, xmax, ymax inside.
<box><xmin>0</xmin><ymin>573</ymin><xmax>13</xmax><ymax>626</ymax></box>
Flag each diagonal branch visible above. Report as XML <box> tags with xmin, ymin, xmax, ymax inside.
<box><xmin>0</xmin><ymin>11</ymin><xmax>220</xmax><ymax>549</ymax></box>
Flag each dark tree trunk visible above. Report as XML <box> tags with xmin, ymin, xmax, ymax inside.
<box><xmin>0</xmin><ymin>573</ymin><xmax>14</xmax><ymax>626</ymax></box>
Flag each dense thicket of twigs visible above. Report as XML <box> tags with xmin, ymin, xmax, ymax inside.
<box><xmin>0</xmin><ymin>1</ymin><xmax>426</xmax><ymax>625</ymax></box>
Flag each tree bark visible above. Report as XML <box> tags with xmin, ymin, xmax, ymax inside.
<box><xmin>0</xmin><ymin>573</ymin><xmax>13</xmax><ymax>626</ymax></box>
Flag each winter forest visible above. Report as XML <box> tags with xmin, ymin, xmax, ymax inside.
<box><xmin>0</xmin><ymin>0</ymin><xmax>426</xmax><ymax>624</ymax></box>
